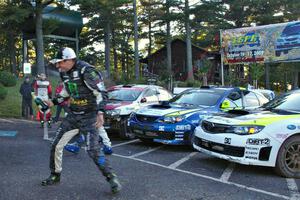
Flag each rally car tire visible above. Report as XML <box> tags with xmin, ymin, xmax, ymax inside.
<box><xmin>119</xmin><ymin>117</ymin><xmax>134</xmax><ymax>140</ymax></box>
<box><xmin>275</xmin><ymin>135</ymin><xmax>300</xmax><ymax>178</ymax></box>
<box><xmin>188</xmin><ymin>132</ymin><xmax>196</xmax><ymax>149</ymax></box>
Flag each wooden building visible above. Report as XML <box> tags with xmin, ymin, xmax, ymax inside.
<box><xmin>140</xmin><ymin>39</ymin><xmax>221</xmax><ymax>84</ymax></box>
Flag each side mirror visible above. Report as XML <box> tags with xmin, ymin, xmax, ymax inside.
<box><xmin>221</xmin><ymin>100</ymin><xmax>230</xmax><ymax>110</ymax></box>
<box><xmin>141</xmin><ymin>97</ymin><xmax>147</xmax><ymax>103</ymax></box>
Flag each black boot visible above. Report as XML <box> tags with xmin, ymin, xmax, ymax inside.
<box><xmin>107</xmin><ymin>173</ymin><xmax>122</xmax><ymax>194</ymax></box>
<box><xmin>47</xmin><ymin>121</ymin><xmax>51</xmax><ymax>128</ymax></box>
<box><xmin>41</xmin><ymin>173</ymin><xmax>60</xmax><ymax>186</ymax></box>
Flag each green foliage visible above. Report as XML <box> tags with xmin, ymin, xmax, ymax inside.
<box><xmin>225</xmin><ymin>67</ymin><xmax>243</xmax><ymax>87</ymax></box>
<box><xmin>0</xmin><ymin>83</ymin><xmax>8</xmax><ymax>100</ymax></box>
<box><xmin>0</xmin><ymin>71</ymin><xmax>17</xmax><ymax>86</ymax></box>
<box><xmin>0</xmin><ymin>78</ymin><xmax>23</xmax><ymax>117</ymax></box>
<box><xmin>249</xmin><ymin>63</ymin><xmax>265</xmax><ymax>80</ymax></box>
<box><xmin>176</xmin><ymin>80</ymin><xmax>201</xmax><ymax>87</ymax></box>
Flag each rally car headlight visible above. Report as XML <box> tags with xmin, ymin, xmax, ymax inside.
<box><xmin>106</xmin><ymin>109</ymin><xmax>121</xmax><ymax>116</ymax></box>
<box><xmin>162</xmin><ymin>115</ymin><xmax>185</xmax><ymax>123</ymax></box>
<box><xmin>231</xmin><ymin>125</ymin><xmax>264</xmax><ymax>135</ymax></box>
<box><xmin>198</xmin><ymin>114</ymin><xmax>213</xmax><ymax>125</ymax></box>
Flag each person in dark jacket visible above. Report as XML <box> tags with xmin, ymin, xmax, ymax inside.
<box><xmin>19</xmin><ymin>76</ymin><xmax>33</xmax><ymax>119</ymax></box>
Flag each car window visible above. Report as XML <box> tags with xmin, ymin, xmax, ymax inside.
<box><xmin>143</xmin><ymin>89</ymin><xmax>157</xmax><ymax>97</ymax></box>
<box><xmin>142</xmin><ymin>89</ymin><xmax>159</xmax><ymax>103</ymax></box>
<box><xmin>243</xmin><ymin>91</ymin><xmax>260</xmax><ymax>107</ymax></box>
<box><xmin>169</xmin><ymin>91</ymin><xmax>221</xmax><ymax>107</ymax></box>
<box><xmin>227</xmin><ymin>91</ymin><xmax>243</xmax><ymax>107</ymax></box>
<box><xmin>263</xmin><ymin>92</ymin><xmax>300</xmax><ymax>112</ymax></box>
<box><xmin>255</xmin><ymin>92</ymin><xmax>269</xmax><ymax>105</ymax></box>
<box><xmin>223</xmin><ymin>98</ymin><xmax>239</xmax><ymax>108</ymax></box>
<box><xmin>282</xmin><ymin>23</ymin><xmax>300</xmax><ymax>36</ymax></box>
<box><xmin>108</xmin><ymin>89</ymin><xmax>142</xmax><ymax>101</ymax></box>
<box><xmin>157</xmin><ymin>88</ymin><xmax>172</xmax><ymax>101</ymax></box>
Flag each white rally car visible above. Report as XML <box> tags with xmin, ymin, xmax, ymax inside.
<box><xmin>193</xmin><ymin>89</ymin><xmax>300</xmax><ymax>178</ymax></box>
<box><xmin>104</xmin><ymin>84</ymin><xmax>172</xmax><ymax>139</ymax></box>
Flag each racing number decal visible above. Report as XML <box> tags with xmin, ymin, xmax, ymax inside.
<box><xmin>224</xmin><ymin>137</ymin><xmax>231</xmax><ymax>144</ymax></box>
<box><xmin>67</xmin><ymin>82</ymin><xmax>79</xmax><ymax>97</ymax></box>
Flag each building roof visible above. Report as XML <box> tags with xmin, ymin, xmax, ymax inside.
<box><xmin>140</xmin><ymin>38</ymin><xmax>216</xmax><ymax>63</ymax></box>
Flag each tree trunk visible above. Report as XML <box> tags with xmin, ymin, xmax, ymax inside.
<box><xmin>35</xmin><ymin>4</ymin><xmax>45</xmax><ymax>75</ymax></box>
<box><xmin>185</xmin><ymin>0</ymin><xmax>193</xmax><ymax>81</ymax></box>
<box><xmin>133</xmin><ymin>0</ymin><xmax>140</xmax><ymax>80</ymax></box>
<box><xmin>293</xmin><ymin>68</ymin><xmax>299</xmax><ymax>89</ymax></box>
<box><xmin>112</xmin><ymin>30</ymin><xmax>118</xmax><ymax>77</ymax></box>
<box><xmin>166</xmin><ymin>0</ymin><xmax>172</xmax><ymax>75</ymax></box>
<box><xmin>104</xmin><ymin>22</ymin><xmax>111</xmax><ymax>79</ymax></box>
<box><xmin>121</xmin><ymin>46</ymin><xmax>126</xmax><ymax>80</ymax></box>
<box><xmin>7</xmin><ymin>32</ymin><xmax>17</xmax><ymax>75</ymax></box>
<box><xmin>265</xmin><ymin>64</ymin><xmax>270</xmax><ymax>89</ymax></box>
<box><xmin>126</xmin><ymin>51</ymin><xmax>130</xmax><ymax>80</ymax></box>
<box><xmin>202</xmin><ymin>73</ymin><xmax>208</xmax><ymax>86</ymax></box>
<box><xmin>148</xmin><ymin>21</ymin><xmax>152</xmax><ymax>57</ymax></box>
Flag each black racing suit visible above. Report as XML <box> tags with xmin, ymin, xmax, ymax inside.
<box><xmin>49</xmin><ymin>60</ymin><xmax>113</xmax><ymax>179</ymax></box>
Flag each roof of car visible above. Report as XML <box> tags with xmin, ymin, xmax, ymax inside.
<box><xmin>108</xmin><ymin>84</ymin><xmax>162</xmax><ymax>91</ymax></box>
<box><xmin>184</xmin><ymin>86</ymin><xmax>237</xmax><ymax>94</ymax></box>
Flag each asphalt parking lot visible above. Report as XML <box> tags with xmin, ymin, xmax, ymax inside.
<box><xmin>1</xmin><ymin>118</ymin><xmax>300</xmax><ymax>200</ymax></box>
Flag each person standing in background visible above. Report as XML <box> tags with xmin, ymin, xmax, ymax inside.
<box><xmin>19</xmin><ymin>76</ymin><xmax>33</xmax><ymax>120</ymax></box>
<box><xmin>32</xmin><ymin>73</ymin><xmax>53</xmax><ymax>127</ymax></box>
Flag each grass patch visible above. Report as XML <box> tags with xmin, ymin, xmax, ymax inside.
<box><xmin>0</xmin><ymin>76</ymin><xmax>60</xmax><ymax>118</ymax></box>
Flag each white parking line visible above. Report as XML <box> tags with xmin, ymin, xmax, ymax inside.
<box><xmin>168</xmin><ymin>152</ymin><xmax>197</xmax><ymax>169</ymax></box>
<box><xmin>113</xmin><ymin>153</ymin><xmax>290</xmax><ymax>199</ymax></box>
<box><xmin>128</xmin><ymin>145</ymin><xmax>165</xmax><ymax>158</ymax></box>
<box><xmin>112</xmin><ymin>139</ymin><xmax>140</xmax><ymax>147</ymax></box>
<box><xmin>286</xmin><ymin>178</ymin><xmax>300</xmax><ymax>200</ymax></box>
<box><xmin>0</xmin><ymin>119</ymin><xmax>14</xmax><ymax>123</ymax></box>
<box><xmin>220</xmin><ymin>163</ymin><xmax>235</xmax><ymax>182</ymax></box>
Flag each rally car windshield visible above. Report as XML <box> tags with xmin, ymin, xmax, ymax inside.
<box><xmin>169</xmin><ymin>91</ymin><xmax>221</xmax><ymax>107</ymax></box>
<box><xmin>263</xmin><ymin>92</ymin><xmax>300</xmax><ymax>113</ymax></box>
<box><xmin>108</xmin><ymin>89</ymin><xmax>142</xmax><ymax>101</ymax></box>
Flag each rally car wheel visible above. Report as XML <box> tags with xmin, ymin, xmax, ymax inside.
<box><xmin>275</xmin><ymin>135</ymin><xmax>300</xmax><ymax>178</ymax></box>
<box><xmin>119</xmin><ymin>117</ymin><xmax>134</xmax><ymax>140</ymax></box>
<box><xmin>188</xmin><ymin>132</ymin><xmax>195</xmax><ymax>149</ymax></box>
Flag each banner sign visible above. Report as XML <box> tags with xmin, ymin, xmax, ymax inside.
<box><xmin>221</xmin><ymin>21</ymin><xmax>300</xmax><ymax>64</ymax></box>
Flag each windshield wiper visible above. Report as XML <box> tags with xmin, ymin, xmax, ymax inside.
<box><xmin>109</xmin><ymin>98</ymin><xmax>122</xmax><ymax>101</ymax></box>
<box><xmin>265</xmin><ymin>108</ymin><xmax>297</xmax><ymax>114</ymax></box>
<box><xmin>179</xmin><ymin>103</ymin><xmax>195</xmax><ymax>107</ymax></box>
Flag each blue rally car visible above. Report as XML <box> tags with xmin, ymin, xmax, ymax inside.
<box><xmin>128</xmin><ymin>86</ymin><xmax>269</xmax><ymax>146</ymax></box>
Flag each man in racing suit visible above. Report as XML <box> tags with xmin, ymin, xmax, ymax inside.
<box><xmin>42</xmin><ymin>47</ymin><xmax>121</xmax><ymax>194</ymax></box>
<box><xmin>32</xmin><ymin>73</ymin><xmax>52</xmax><ymax>127</ymax></box>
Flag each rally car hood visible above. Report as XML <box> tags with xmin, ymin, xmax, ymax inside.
<box><xmin>135</xmin><ymin>103</ymin><xmax>207</xmax><ymax>117</ymax></box>
<box><xmin>205</xmin><ymin>110</ymin><xmax>300</xmax><ymax>126</ymax></box>
<box><xmin>105</xmin><ymin>101</ymin><xmax>132</xmax><ymax>110</ymax></box>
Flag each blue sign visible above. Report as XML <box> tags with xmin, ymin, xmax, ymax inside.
<box><xmin>0</xmin><ymin>131</ymin><xmax>17</xmax><ymax>137</ymax></box>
